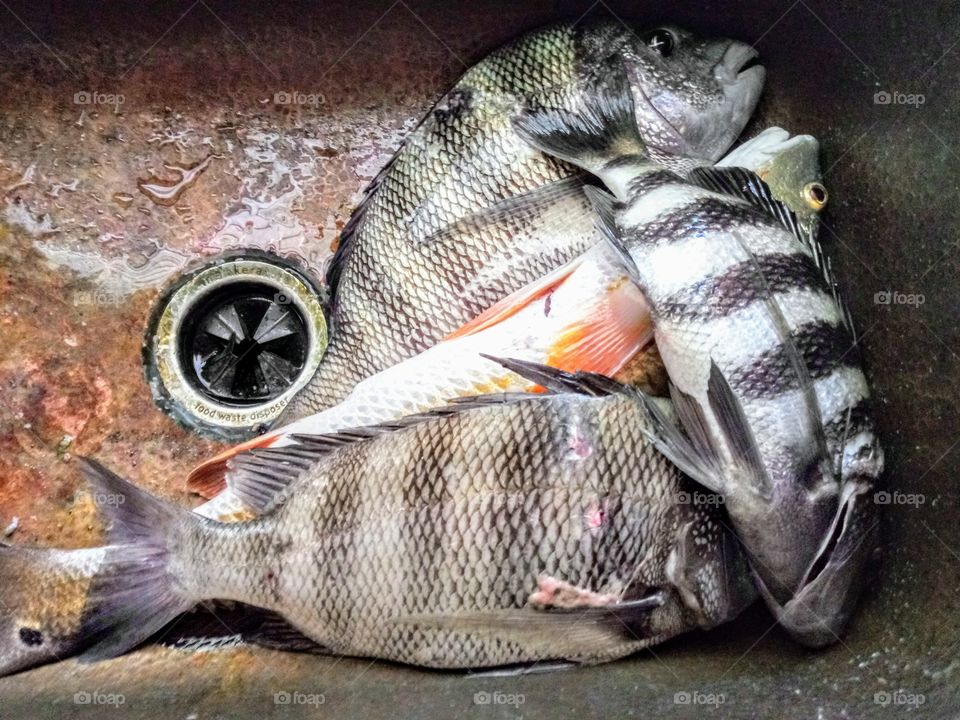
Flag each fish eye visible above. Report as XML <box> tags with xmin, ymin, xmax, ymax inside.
<box><xmin>803</xmin><ymin>182</ymin><xmax>828</xmax><ymax>210</ymax></box>
<box><xmin>19</xmin><ymin>627</ymin><xmax>43</xmax><ymax>646</ymax></box>
<box><xmin>644</xmin><ymin>29</ymin><xmax>675</xmax><ymax>57</ymax></box>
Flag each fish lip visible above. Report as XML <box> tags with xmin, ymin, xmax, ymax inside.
<box><xmin>716</xmin><ymin>42</ymin><xmax>762</xmax><ymax>83</ymax></box>
<box><xmin>639</xmin><ymin>43</ymin><xmax>766</xmax><ymax>163</ymax></box>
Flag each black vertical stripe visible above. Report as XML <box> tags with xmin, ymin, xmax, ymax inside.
<box><xmin>657</xmin><ymin>252</ymin><xmax>828</xmax><ymax>321</ymax></box>
<box><xmin>727</xmin><ymin>320</ymin><xmax>860</xmax><ymax>399</ymax></box>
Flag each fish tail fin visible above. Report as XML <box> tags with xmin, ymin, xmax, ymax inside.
<box><xmin>512</xmin><ymin>58</ymin><xmax>645</xmax><ymax>177</ymax></box>
<box><xmin>0</xmin><ymin>543</ymin><xmax>109</xmax><ymax>676</ymax></box>
<box><xmin>75</xmin><ymin>458</ymin><xmax>203</xmax><ymax>662</ymax></box>
<box><xmin>187</xmin><ymin>430</ymin><xmax>283</xmax><ymax>499</ymax></box>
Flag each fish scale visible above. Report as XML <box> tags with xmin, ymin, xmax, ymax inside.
<box><xmin>72</xmin><ymin>387</ymin><xmax>754</xmax><ymax>669</ymax></box>
<box><xmin>512</xmin><ymin>62</ymin><xmax>882</xmax><ymax>646</ymax></box>
<box><xmin>281</xmin><ymin>20</ymin><xmax>764</xmax><ymax>420</ymax></box>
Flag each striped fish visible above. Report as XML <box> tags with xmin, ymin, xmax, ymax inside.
<box><xmin>0</xmin><ymin>129</ymin><xmax>832</xmax><ymax>676</ymax></box>
<box><xmin>186</xmin><ymin>128</ymin><xmax>822</xmax><ymax>511</ymax></box>
<box><xmin>279</xmin><ymin>22</ymin><xmax>764</xmax><ymax>421</ymax></box>
<box><xmin>514</xmin><ymin>66</ymin><xmax>883</xmax><ymax>647</ymax></box>
<box><xmin>3</xmin><ymin>365</ymin><xmax>757</xmax><ymax>673</ymax></box>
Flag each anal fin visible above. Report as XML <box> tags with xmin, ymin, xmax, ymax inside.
<box><xmin>187</xmin><ymin>430</ymin><xmax>282</xmax><ymax>499</ymax></box>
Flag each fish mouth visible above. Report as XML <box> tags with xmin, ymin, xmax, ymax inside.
<box><xmin>716</xmin><ymin>42</ymin><xmax>763</xmax><ymax>84</ymax></box>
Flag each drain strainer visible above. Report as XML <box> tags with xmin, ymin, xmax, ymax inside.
<box><xmin>143</xmin><ymin>253</ymin><xmax>327</xmax><ymax>441</ymax></box>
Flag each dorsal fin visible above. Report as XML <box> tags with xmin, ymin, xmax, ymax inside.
<box><xmin>687</xmin><ymin>166</ymin><xmax>855</xmax><ymax>336</ymax></box>
<box><xmin>226</xmin><ymin>360</ymin><xmax>632</xmax><ymax>512</ymax></box>
<box><xmin>687</xmin><ymin>166</ymin><xmax>803</xmax><ymax>243</ymax></box>
<box><xmin>225</xmin><ymin>396</ymin><xmax>547</xmax><ymax>511</ymax></box>
<box><xmin>481</xmin><ymin>355</ymin><xmax>630</xmax><ymax>397</ymax></box>
<box><xmin>325</xmin><ymin>150</ymin><xmax>402</xmax><ymax>300</ymax></box>
<box><xmin>799</xmin><ymin>225</ymin><xmax>857</xmax><ymax>338</ymax></box>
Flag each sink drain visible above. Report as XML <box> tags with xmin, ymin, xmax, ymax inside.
<box><xmin>143</xmin><ymin>253</ymin><xmax>327</xmax><ymax>441</ymax></box>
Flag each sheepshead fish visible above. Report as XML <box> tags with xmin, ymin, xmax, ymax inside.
<box><xmin>280</xmin><ymin>21</ymin><xmax>764</xmax><ymax>420</ymax></box>
<box><xmin>513</xmin><ymin>68</ymin><xmax>882</xmax><ymax>646</ymax></box>
<box><xmin>0</xmin><ymin>544</ymin><xmax>107</xmax><ymax>676</ymax></box>
<box><xmin>0</xmin><ymin>364</ymin><xmax>756</xmax><ymax>674</ymax></box>
<box><xmin>716</xmin><ymin>126</ymin><xmax>827</xmax><ymax>239</ymax></box>
<box><xmin>188</xmin><ymin>126</ymin><xmax>822</xmax><ymax>509</ymax></box>
<box><xmin>189</xmin><ymin>236</ymin><xmax>654</xmax><ymax>503</ymax></box>
<box><xmin>0</xmin><ymin>541</ymin><xmax>325</xmax><ymax>676</ymax></box>
<box><xmin>0</xmin><ymin>129</ymin><xmax>820</xmax><ymax>676</ymax></box>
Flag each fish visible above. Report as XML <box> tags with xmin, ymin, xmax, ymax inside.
<box><xmin>512</xmin><ymin>67</ymin><xmax>883</xmax><ymax>646</ymax></box>
<box><xmin>0</xmin><ymin>128</ymin><xmax>822</xmax><ymax>676</ymax></box>
<box><xmin>0</xmin><ymin>541</ymin><xmax>327</xmax><ymax>676</ymax></box>
<box><xmin>716</xmin><ymin>126</ymin><xmax>827</xmax><ymax>239</ymax></box>
<box><xmin>1</xmin><ymin>362</ymin><xmax>756</xmax><ymax>674</ymax></box>
<box><xmin>188</xmin><ymin>236</ymin><xmax>655</xmax><ymax>502</ymax></box>
<box><xmin>279</xmin><ymin>21</ymin><xmax>764</xmax><ymax>421</ymax></box>
<box><xmin>188</xmin><ymin>126</ymin><xmax>823</xmax><ymax>507</ymax></box>
<box><xmin>0</xmin><ymin>543</ymin><xmax>107</xmax><ymax>676</ymax></box>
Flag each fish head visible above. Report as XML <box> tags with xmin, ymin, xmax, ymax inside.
<box><xmin>0</xmin><ymin>545</ymin><xmax>102</xmax><ymax>676</ymax></box>
<box><xmin>757</xmin><ymin>474</ymin><xmax>881</xmax><ymax>647</ymax></box>
<box><xmin>717</xmin><ymin>126</ymin><xmax>828</xmax><ymax>237</ymax></box>
<box><xmin>623</xmin><ymin>25</ymin><xmax>765</xmax><ymax>166</ymax></box>
<box><xmin>751</xmin><ymin>424</ymin><xmax>883</xmax><ymax>646</ymax></box>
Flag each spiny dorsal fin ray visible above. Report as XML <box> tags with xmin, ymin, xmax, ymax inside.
<box><xmin>692</xmin><ymin>165</ymin><xmax>855</xmax><ymax>338</ymax></box>
<box><xmin>800</xmin><ymin>225</ymin><xmax>857</xmax><ymax>338</ymax></box>
<box><xmin>687</xmin><ymin>166</ymin><xmax>803</xmax><ymax>243</ymax></box>
<box><xmin>228</xmin><ymin>359</ymin><xmax>630</xmax><ymax>514</ymax></box>
<box><xmin>480</xmin><ymin>355</ymin><xmax>630</xmax><ymax>397</ymax></box>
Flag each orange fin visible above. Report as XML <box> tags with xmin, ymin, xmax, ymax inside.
<box><xmin>444</xmin><ymin>256</ymin><xmax>584</xmax><ymax>340</ymax></box>
<box><xmin>544</xmin><ymin>275</ymin><xmax>653</xmax><ymax>378</ymax></box>
<box><xmin>187</xmin><ymin>432</ymin><xmax>281</xmax><ymax>499</ymax></box>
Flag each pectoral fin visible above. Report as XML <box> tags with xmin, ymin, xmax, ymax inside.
<box><xmin>392</xmin><ymin>583</ymin><xmax>667</xmax><ymax>657</ymax></box>
<box><xmin>444</xmin><ymin>256</ymin><xmax>583</xmax><ymax>340</ymax></box>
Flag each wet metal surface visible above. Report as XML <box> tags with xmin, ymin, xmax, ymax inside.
<box><xmin>0</xmin><ymin>1</ymin><xmax>958</xmax><ymax>718</ymax></box>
